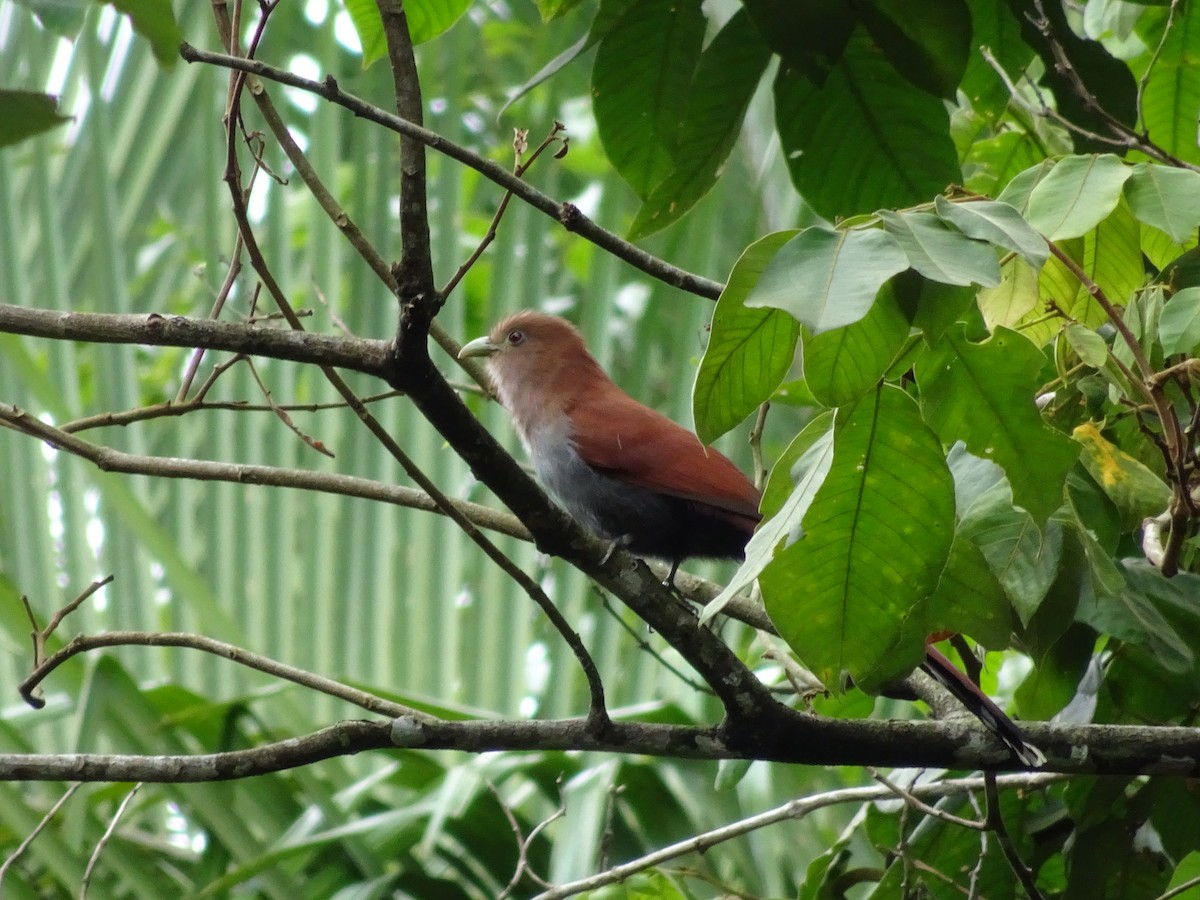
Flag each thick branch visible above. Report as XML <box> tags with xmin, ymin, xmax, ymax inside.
<box><xmin>2</xmin><ymin>713</ymin><xmax>1200</xmax><ymax>782</ymax></box>
<box><xmin>0</xmin><ymin>304</ymin><xmax>391</xmax><ymax>375</ymax></box>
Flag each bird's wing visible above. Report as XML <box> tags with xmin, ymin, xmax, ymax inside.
<box><xmin>567</xmin><ymin>389</ymin><xmax>762</xmax><ymax>520</ymax></box>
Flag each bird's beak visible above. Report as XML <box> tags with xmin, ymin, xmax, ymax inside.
<box><xmin>458</xmin><ymin>335</ymin><xmax>499</xmax><ymax>360</ymax></box>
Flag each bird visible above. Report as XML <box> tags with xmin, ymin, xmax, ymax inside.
<box><xmin>460</xmin><ymin>310</ymin><xmax>1044</xmax><ymax>767</ymax></box>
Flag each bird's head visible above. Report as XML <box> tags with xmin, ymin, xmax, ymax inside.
<box><xmin>459</xmin><ymin>311</ymin><xmax>608</xmax><ymax>429</ymax></box>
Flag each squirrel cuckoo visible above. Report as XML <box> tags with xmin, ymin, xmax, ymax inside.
<box><xmin>461</xmin><ymin>311</ymin><xmax>1044</xmax><ymax>767</ymax></box>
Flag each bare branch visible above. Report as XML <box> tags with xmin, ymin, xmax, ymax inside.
<box><xmin>18</xmin><ymin>631</ymin><xmax>422</xmax><ymax>719</ymax></box>
<box><xmin>177</xmin><ymin>43</ymin><xmax>725</xmax><ymax>301</ymax></box>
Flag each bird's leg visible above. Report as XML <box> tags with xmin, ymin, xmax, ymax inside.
<box><xmin>664</xmin><ymin>559</ymin><xmax>681</xmax><ymax>589</ymax></box>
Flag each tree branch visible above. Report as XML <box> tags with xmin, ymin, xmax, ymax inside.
<box><xmin>177</xmin><ymin>42</ymin><xmax>724</xmax><ymax>300</ymax></box>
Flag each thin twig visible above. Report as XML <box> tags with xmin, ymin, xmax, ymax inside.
<box><xmin>80</xmin><ymin>783</ymin><xmax>142</xmax><ymax>900</ymax></box>
<box><xmin>984</xmin><ymin>772</ymin><xmax>1044</xmax><ymax>900</ymax></box>
<box><xmin>869</xmin><ymin>768</ymin><xmax>986</xmax><ymax>831</ymax></box>
<box><xmin>0</xmin><ymin>783</ymin><xmax>82</xmax><ymax>888</ymax></box>
<box><xmin>439</xmin><ymin>122</ymin><xmax>567</xmax><ymax>301</ymax></box>
<box><xmin>533</xmin><ymin>772</ymin><xmax>1066</xmax><ymax>900</ymax></box>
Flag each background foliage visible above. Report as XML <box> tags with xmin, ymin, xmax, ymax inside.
<box><xmin>2</xmin><ymin>0</ymin><xmax>1200</xmax><ymax>897</ymax></box>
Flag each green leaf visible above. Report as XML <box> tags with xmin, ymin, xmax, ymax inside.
<box><xmin>773</xmin><ymin>28</ymin><xmax>960</xmax><ymax>219</ymax></box>
<box><xmin>745</xmin><ymin>225</ymin><xmax>909</xmax><ymax>334</ymax></box>
<box><xmin>926</xmin><ymin>533</ymin><xmax>1014</xmax><ymax>650</ymax></box>
<box><xmin>802</xmin><ymin>278</ymin><xmax>911</xmax><ymax>407</ymax></box>
<box><xmin>909</xmin><ymin>277</ymin><xmax>977</xmax><ymax>345</ymax></box>
<box><xmin>1063</xmin><ymin>323</ymin><xmax>1109</xmax><ymax>367</ymax></box>
<box><xmin>343</xmin><ymin>0</ymin><xmax>387</xmax><ymax>65</ymax></box>
<box><xmin>0</xmin><ymin>91</ymin><xmax>70</xmax><ymax>149</ymax></box>
<box><xmin>1072</xmin><ymin>423</ymin><xmax>1171</xmax><ymax>528</ymax></box>
<box><xmin>760</xmin><ymin>386</ymin><xmax>956</xmax><ymax>691</ymax></box>
<box><xmin>878</xmin><ymin>210</ymin><xmax>1001</xmax><ymax>287</ymax></box>
<box><xmin>995</xmin><ymin>158</ymin><xmax>1056</xmax><ymax>214</ymax></box>
<box><xmin>592</xmin><ymin>0</ymin><xmax>705</xmax><ymax>198</ymax></box>
<box><xmin>739</xmin><ymin>0</ymin><xmax>856</xmax><ymax>82</ymax></box>
<box><xmin>858</xmin><ymin>0</ymin><xmax>971</xmax><ymax>99</ymax></box>
<box><xmin>1023</xmin><ymin>154</ymin><xmax>1133</xmax><ymax>241</ymax></box>
<box><xmin>629</xmin><ymin>10</ymin><xmax>771</xmax><ymax>239</ymax></box>
<box><xmin>959</xmin><ymin>480</ymin><xmax>1062</xmax><ymax>625</ymax></box>
<box><xmin>1077</xmin><ymin>562</ymin><xmax>1193</xmax><ymax>674</ymax></box>
<box><xmin>1079</xmin><ymin>198</ymin><xmax>1145</xmax><ymax>310</ymax></box>
<box><xmin>977</xmin><ymin>257</ymin><xmax>1041</xmax><ymax>331</ymax></box>
<box><xmin>916</xmin><ymin>326</ymin><xmax>1079</xmax><ymax>521</ymax></box>
<box><xmin>1062</xmin><ymin>468</ymin><xmax>1125</xmax><ymax>598</ymax></box>
<box><xmin>1165</xmin><ymin>852</ymin><xmax>1200</xmax><ymax>897</ymax></box>
<box><xmin>1158</xmin><ymin>286</ymin><xmax>1200</xmax><ymax>355</ymax></box>
<box><xmin>10</xmin><ymin>0</ymin><xmax>88</xmax><ymax>34</ymax></box>
<box><xmin>700</xmin><ymin>414</ymin><xmax>835</xmax><ymax>624</ymax></box>
<box><xmin>933</xmin><ymin>196</ymin><xmax>1050</xmax><ymax>269</ymax></box>
<box><xmin>534</xmin><ymin>0</ymin><xmax>584</xmax><ymax>20</ymax></box>
<box><xmin>1140</xmin><ymin>4</ymin><xmax>1200</xmax><ymax>166</ymax></box>
<box><xmin>694</xmin><ymin>231</ymin><xmax>801</xmax><ymax>443</ymax></box>
<box><xmin>405</xmin><ymin>0</ymin><xmax>473</xmax><ymax>43</ymax></box>
<box><xmin>110</xmin><ymin>0</ymin><xmax>183</xmax><ymax>66</ymax></box>
<box><xmin>1123</xmin><ymin>164</ymin><xmax>1200</xmax><ymax>243</ymax></box>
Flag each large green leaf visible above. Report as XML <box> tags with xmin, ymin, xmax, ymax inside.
<box><xmin>802</xmin><ymin>278</ymin><xmax>911</xmax><ymax>407</ymax></box>
<box><xmin>1022</xmin><ymin>154</ymin><xmax>1133</xmax><ymax>241</ymax></box>
<box><xmin>878</xmin><ymin>209</ymin><xmax>1001</xmax><ymax>287</ymax></box>
<box><xmin>916</xmin><ymin>326</ymin><xmax>1079</xmax><ymax>521</ymax></box>
<box><xmin>977</xmin><ymin>258</ymin><xmax>1041</xmax><ymax>331</ymax></box>
<box><xmin>760</xmin><ymin>385</ymin><xmax>955</xmax><ymax>691</ymax></box>
<box><xmin>1077</xmin><ymin>562</ymin><xmax>1193</xmax><ymax>674</ymax></box>
<box><xmin>773</xmin><ymin>28</ymin><xmax>960</xmax><ymax>218</ymax></box>
<box><xmin>1077</xmin><ymin>198</ymin><xmax>1144</xmax><ymax>309</ymax></box>
<box><xmin>629</xmin><ymin>9</ymin><xmax>771</xmax><ymax>238</ymax></box>
<box><xmin>1123</xmin><ymin>164</ymin><xmax>1200</xmax><ymax>244</ymax></box>
<box><xmin>694</xmin><ymin>231</ymin><xmax>800</xmax><ymax>443</ymax></box>
<box><xmin>959</xmin><ymin>479</ymin><xmax>1062</xmax><ymax>624</ymax></box>
<box><xmin>745</xmin><ymin>225</ymin><xmax>909</xmax><ymax>334</ymax></box>
<box><xmin>858</xmin><ymin>0</ymin><xmax>971</xmax><ymax>99</ymax></box>
<box><xmin>739</xmin><ymin>0</ymin><xmax>855</xmax><ymax>82</ymax></box>
<box><xmin>1140</xmin><ymin>2</ymin><xmax>1200</xmax><ymax>166</ymax></box>
<box><xmin>591</xmin><ymin>0</ymin><xmax>705</xmax><ymax>198</ymax></box>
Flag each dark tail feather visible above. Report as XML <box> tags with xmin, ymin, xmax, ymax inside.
<box><xmin>921</xmin><ymin>647</ymin><xmax>1046</xmax><ymax>768</ymax></box>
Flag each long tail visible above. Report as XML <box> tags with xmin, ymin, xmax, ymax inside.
<box><xmin>921</xmin><ymin>647</ymin><xmax>1046</xmax><ymax>768</ymax></box>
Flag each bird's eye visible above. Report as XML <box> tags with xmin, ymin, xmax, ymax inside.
<box><xmin>507</xmin><ymin>330</ymin><xmax>526</xmax><ymax>346</ymax></box>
